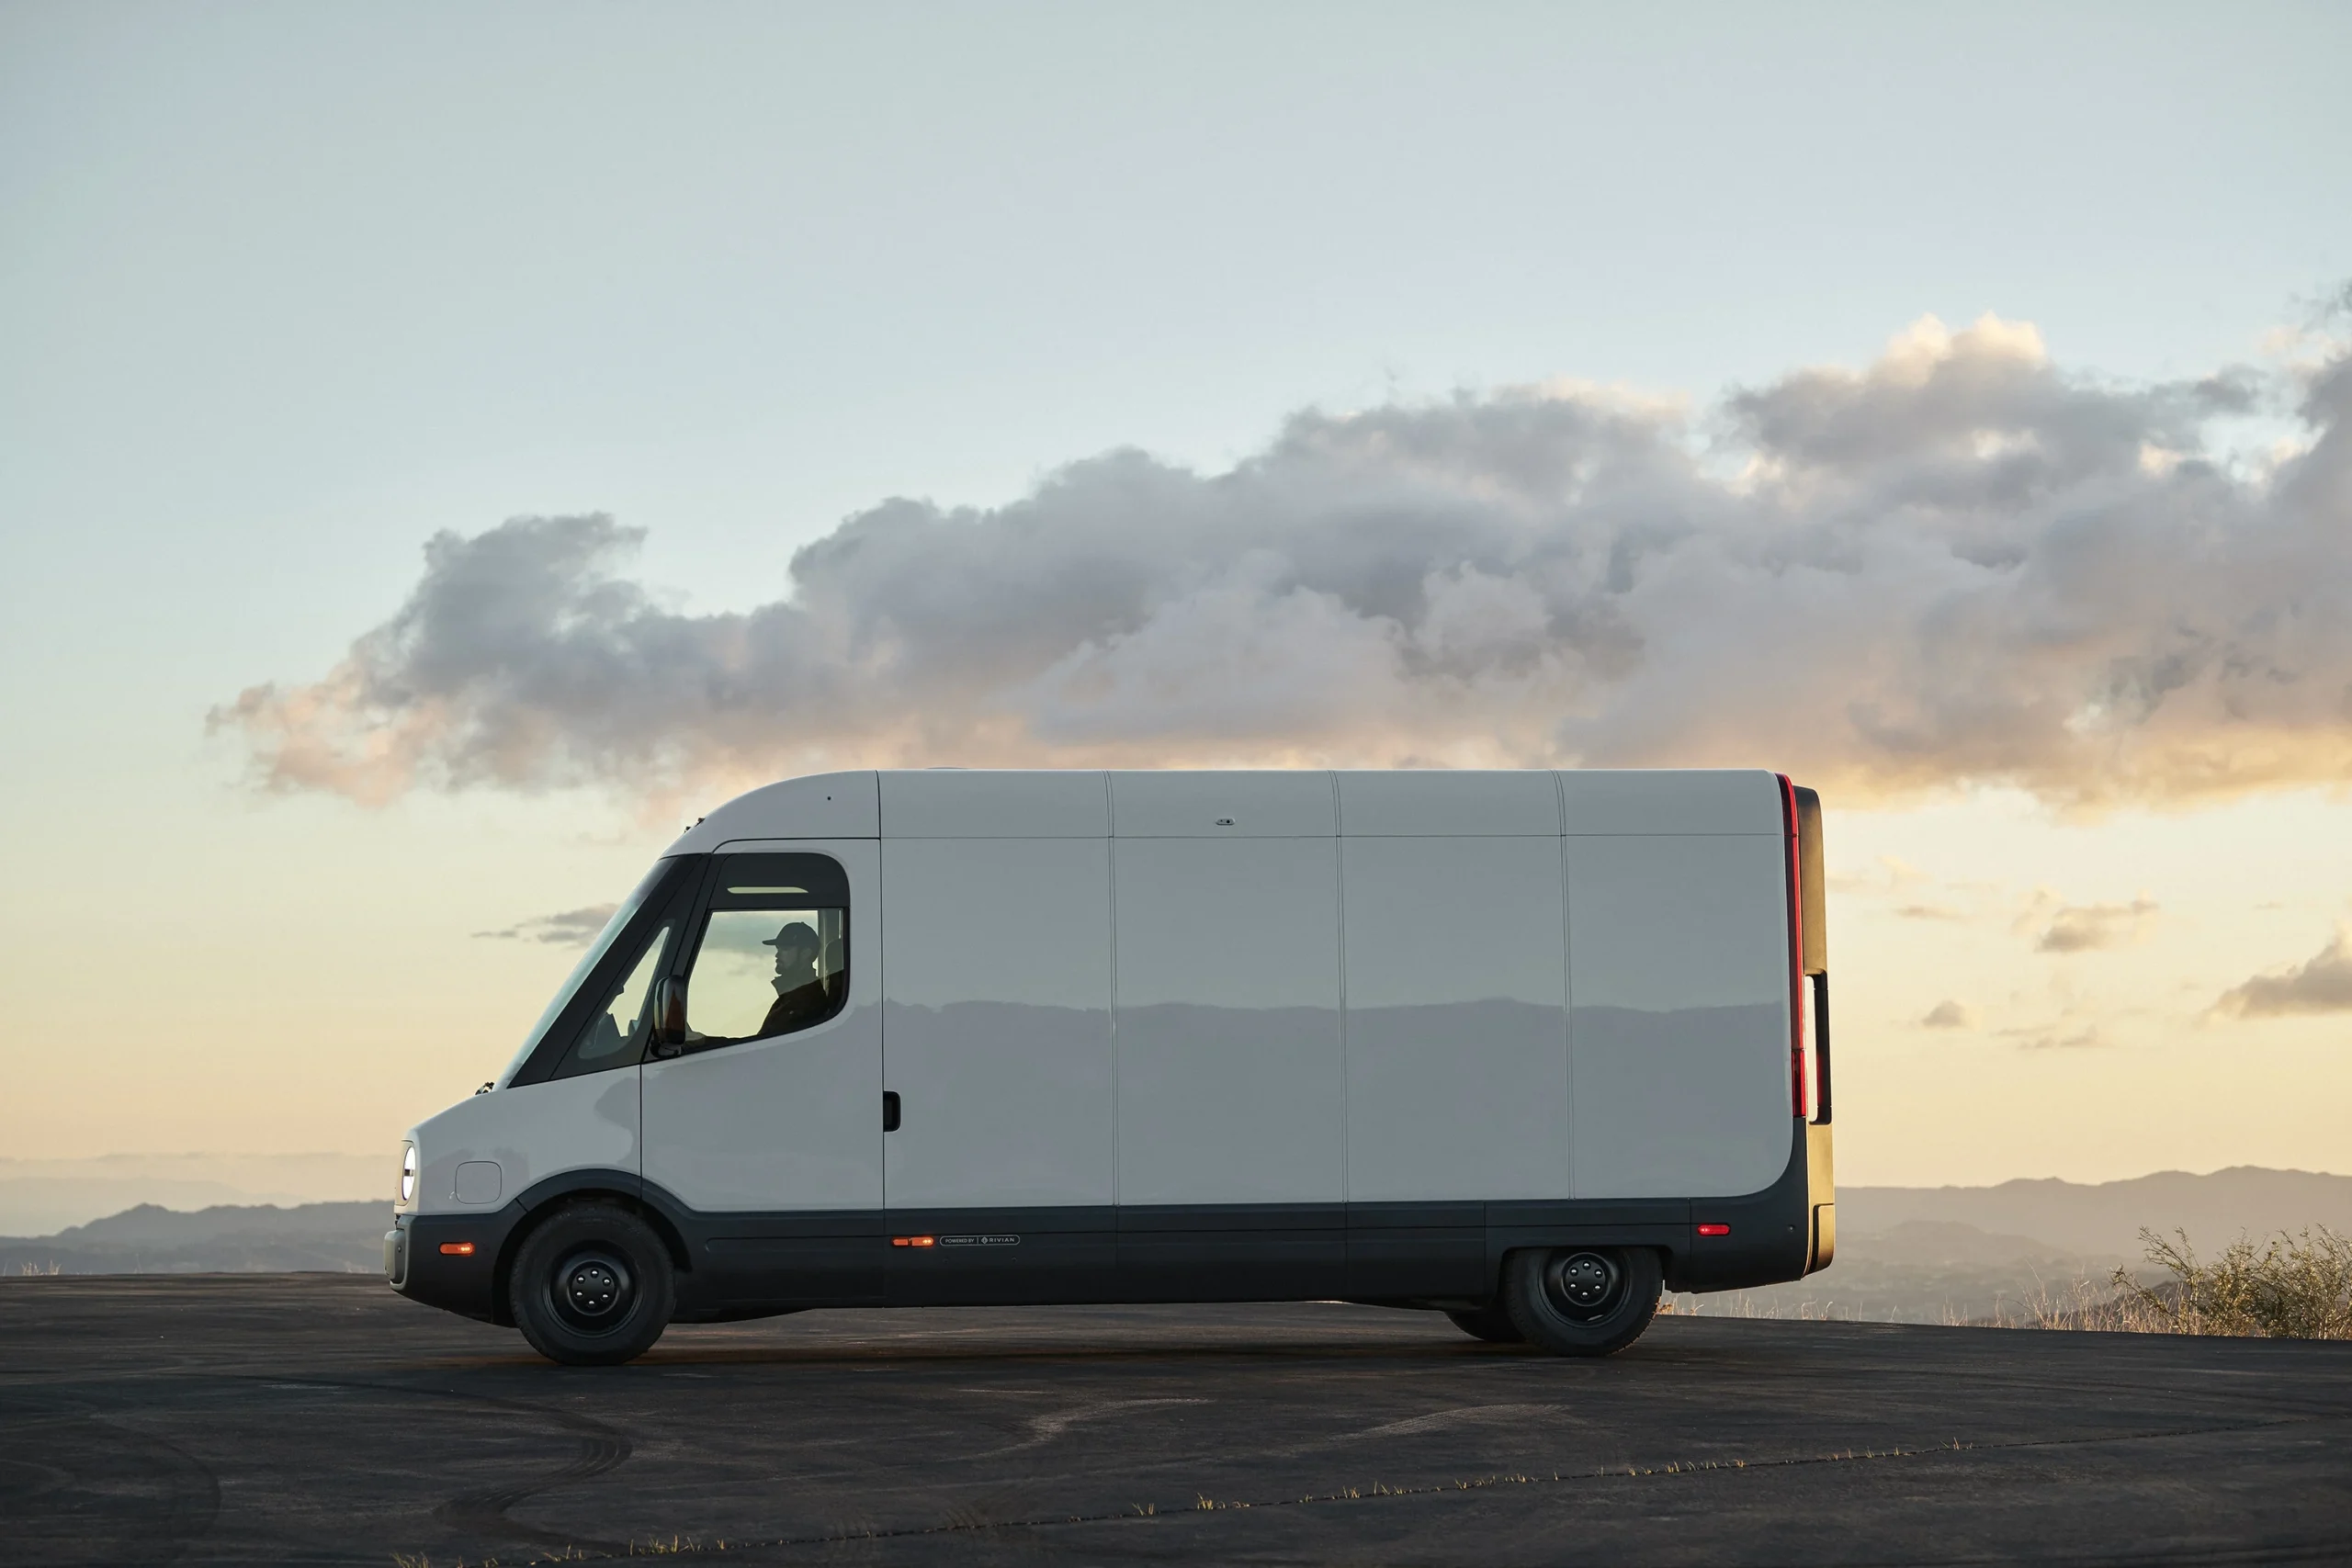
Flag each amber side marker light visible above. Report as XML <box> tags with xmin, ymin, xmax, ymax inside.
<box><xmin>438</xmin><ymin>1242</ymin><xmax>477</xmax><ymax>1256</ymax></box>
<box><xmin>891</xmin><ymin>1235</ymin><xmax>936</xmax><ymax>1248</ymax></box>
<box><xmin>1695</xmin><ymin>1224</ymin><xmax>1731</xmax><ymax>1237</ymax></box>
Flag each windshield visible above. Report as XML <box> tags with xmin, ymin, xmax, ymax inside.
<box><xmin>494</xmin><ymin>859</ymin><xmax>677</xmax><ymax>1086</ymax></box>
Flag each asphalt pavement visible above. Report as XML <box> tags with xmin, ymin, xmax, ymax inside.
<box><xmin>3</xmin><ymin>1274</ymin><xmax>2348</xmax><ymax>1565</ymax></box>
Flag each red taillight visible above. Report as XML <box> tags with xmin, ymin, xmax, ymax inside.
<box><xmin>438</xmin><ymin>1241</ymin><xmax>475</xmax><ymax>1256</ymax></box>
<box><xmin>1697</xmin><ymin>1224</ymin><xmax>1731</xmax><ymax>1237</ymax></box>
<box><xmin>891</xmin><ymin>1235</ymin><xmax>935</xmax><ymax>1248</ymax></box>
<box><xmin>1795</xmin><ymin>980</ymin><xmax>1816</xmax><ymax>1122</ymax></box>
<box><xmin>1778</xmin><ymin>773</ymin><xmax>1814</xmax><ymax>1122</ymax></box>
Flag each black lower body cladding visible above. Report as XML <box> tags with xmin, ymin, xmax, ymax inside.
<box><xmin>390</xmin><ymin>1117</ymin><xmax>1825</xmax><ymax>1324</ymax></box>
<box><xmin>390</xmin><ymin>1207</ymin><xmax>527</xmax><ymax>1323</ymax></box>
<box><xmin>1660</xmin><ymin>1118</ymin><xmax>1821</xmax><ymax>1294</ymax></box>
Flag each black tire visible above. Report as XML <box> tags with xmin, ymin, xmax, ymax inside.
<box><xmin>1501</xmin><ymin>1246</ymin><xmax>1661</xmax><ymax>1357</ymax></box>
<box><xmin>510</xmin><ymin>1202</ymin><xmax>675</xmax><ymax>1367</ymax></box>
<box><xmin>1444</xmin><ymin>1303</ymin><xmax>1527</xmax><ymax>1344</ymax></box>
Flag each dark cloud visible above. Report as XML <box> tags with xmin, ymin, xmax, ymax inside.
<box><xmin>1920</xmin><ymin>999</ymin><xmax>1976</xmax><ymax>1029</ymax></box>
<box><xmin>473</xmin><ymin>905</ymin><xmax>619</xmax><ymax>944</ymax></box>
<box><xmin>2212</xmin><ymin>928</ymin><xmax>2352</xmax><ymax>1018</ymax></box>
<box><xmin>2034</xmin><ymin>897</ymin><xmax>2159</xmax><ymax>953</ymax></box>
<box><xmin>210</xmin><ymin>310</ymin><xmax>2352</xmax><ymax>808</ymax></box>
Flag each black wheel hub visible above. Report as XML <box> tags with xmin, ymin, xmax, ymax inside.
<box><xmin>1542</xmin><ymin>1249</ymin><xmax>1624</xmax><ymax>1322</ymax></box>
<box><xmin>550</xmin><ymin>1249</ymin><xmax>634</xmax><ymax>1333</ymax></box>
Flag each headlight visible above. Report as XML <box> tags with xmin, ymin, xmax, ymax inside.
<box><xmin>400</xmin><ymin>1144</ymin><xmax>418</xmax><ymax>1205</ymax></box>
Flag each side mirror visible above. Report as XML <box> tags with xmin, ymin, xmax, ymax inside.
<box><xmin>649</xmin><ymin>976</ymin><xmax>688</xmax><ymax>1058</ymax></box>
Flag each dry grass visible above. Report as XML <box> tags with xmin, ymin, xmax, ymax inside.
<box><xmin>1667</xmin><ymin>1226</ymin><xmax>2352</xmax><ymax>1339</ymax></box>
<box><xmin>1659</xmin><ymin>1292</ymin><xmax>1885</xmax><ymax>1323</ymax></box>
<box><xmin>390</xmin><ymin>1541</ymin><xmax>721</xmax><ymax>1566</ymax></box>
<box><xmin>2024</xmin><ymin>1225</ymin><xmax>2352</xmax><ymax>1339</ymax></box>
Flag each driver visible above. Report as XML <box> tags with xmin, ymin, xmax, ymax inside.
<box><xmin>759</xmin><ymin>920</ymin><xmax>831</xmax><ymax>1036</ymax></box>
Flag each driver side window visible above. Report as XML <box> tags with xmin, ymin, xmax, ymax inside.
<box><xmin>553</xmin><ymin>920</ymin><xmax>675</xmax><ymax>1078</ymax></box>
<box><xmin>683</xmin><ymin>853</ymin><xmax>849</xmax><ymax>1049</ymax></box>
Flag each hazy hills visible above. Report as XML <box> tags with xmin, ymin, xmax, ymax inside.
<box><xmin>0</xmin><ymin>1153</ymin><xmax>387</xmax><ymax>1236</ymax></box>
<box><xmin>1838</xmin><ymin>1167</ymin><xmax>2352</xmax><ymax>1260</ymax></box>
<box><xmin>6</xmin><ymin>1168</ymin><xmax>2348</xmax><ymax>1319</ymax></box>
<box><xmin>1679</xmin><ymin>1167</ymin><xmax>2352</xmax><ymax>1323</ymax></box>
<box><xmin>1</xmin><ymin>1201</ymin><xmax>388</xmax><ymax>1275</ymax></box>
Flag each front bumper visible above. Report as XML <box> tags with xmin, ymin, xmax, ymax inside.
<box><xmin>386</xmin><ymin>1204</ymin><xmax>528</xmax><ymax>1325</ymax></box>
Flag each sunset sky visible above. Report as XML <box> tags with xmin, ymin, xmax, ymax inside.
<box><xmin>5</xmin><ymin>3</ymin><xmax>2348</xmax><ymax>1196</ymax></box>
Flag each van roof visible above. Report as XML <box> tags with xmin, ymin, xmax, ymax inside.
<box><xmin>665</xmin><ymin>769</ymin><xmax>1787</xmax><ymax>853</ymax></box>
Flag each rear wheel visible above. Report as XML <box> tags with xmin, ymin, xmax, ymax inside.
<box><xmin>1502</xmin><ymin>1246</ymin><xmax>1660</xmax><ymax>1357</ymax></box>
<box><xmin>1444</xmin><ymin>1303</ymin><xmax>1527</xmax><ymax>1344</ymax></box>
<box><xmin>510</xmin><ymin>1202</ymin><xmax>674</xmax><ymax>1366</ymax></box>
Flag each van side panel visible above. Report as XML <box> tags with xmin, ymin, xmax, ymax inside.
<box><xmin>1566</xmin><ymin>833</ymin><xmax>1792</xmax><ymax>1200</ymax></box>
<box><xmin>1334</xmin><ymin>770</ymin><xmax>1562</xmax><ymax>836</ymax></box>
<box><xmin>1558</xmin><ymin>769</ymin><xmax>1783</xmax><ymax>835</ymax></box>
<box><xmin>1340</xmin><ymin>835</ymin><xmax>1570</xmax><ymax>1202</ymax></box>
<box><xmin>879</xmin><ymin>770</ymin><xmax>1110</xmax><ymax>837</ymax></box>
<box><xmin>1112</xmin><ymin>836</ymin><xmax>1344</xmax><ymax>1206</ymax></box>
<box><xmin>1109</xmin><ymin>770</ymin><xmax>1337</xmax><ymax>837</ymax></box>
<box><xmin>880</xmin><ymin>837</ymin><xmax>1115</xmax><ymax>1210</ymax></box>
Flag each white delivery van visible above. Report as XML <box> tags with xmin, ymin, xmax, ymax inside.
<box><xmin>389</xmin><ymin>769</ymin><xmax>1834</xmax><ymax>1365</ymax></box>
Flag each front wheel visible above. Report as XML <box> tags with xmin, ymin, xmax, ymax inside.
<box><xmin>1501</xmin><ymin>1246</ymin><xmax>1661</xmax><ymax>1357</ymax></box>
<box><xmin>510</xmin><ymin>1202</ymin><xmax>675</xmax><ymax>1366</ymax></box>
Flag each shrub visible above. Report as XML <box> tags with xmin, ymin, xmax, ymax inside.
<box><xmin>2109</xmin><ymin>1225</ymin><xmax>2352</xmax><ymax>1339</ymax></box>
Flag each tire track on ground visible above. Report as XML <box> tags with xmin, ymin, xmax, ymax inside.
<box><xmin>413</xmin><ymin>1405</ymin><xmax>2352</xmax><ymax>1564</ymax></box>
<box><xmin>234</xmin><ymin>1374</ymin><xmax>639</xmax><ymax>1554</ymax></box>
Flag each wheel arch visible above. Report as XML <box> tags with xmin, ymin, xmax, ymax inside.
<box><xmin>495</xmin><ymin>1170</ymin><xmax>692</xmax><ymax>1326</ymax></box>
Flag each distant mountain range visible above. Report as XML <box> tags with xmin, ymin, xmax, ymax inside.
<box><xmin>1</xmin><ymin>1201</ymin><xmax>388</xmax><ymax>1275</ymax></box>
<box><xmin>1839</xmin><ymin>1167</ymin><xmax>2352</xmax><ymax>1260</ymax></box>
<box><xmin>0</xmin><ymin>1153</ymin><xmax>387</xmax><ymax>1235</ymax></box>
<box><xmin>1689</xmin><ymin>1167</ymin><xmax>2352</xmax><ymax>1324</ymax></box>
<box><xmin>6</xmin><ymin>1169</ymin><xmax>2349</xmax><ymax>1319</ymax></box>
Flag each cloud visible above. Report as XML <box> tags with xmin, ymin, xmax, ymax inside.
<box><xmin>1920</xmin><ymin>999</ymin><xmax>1978</xmax><ymax>1029</ymax></box>
<box><xmin>473</xmin><ymin>905</ymin><xmax>619</xmax><ymax>944</ymax></box>
<box><xmin>2032</xmin><ymin>897</ymin><xmax>2159</xmax><ymax>953</ymax></box>
<box><xmin>1831</xmin><ymin>855</ymin><xmax>1932</xmax><ymax>896</ymax></box>
<box><xmin>2211</xmin><ymin>926</ymin><xmax>2352</xmax><ymax>1018</ymax></box>
<box><xmin>2015</xmin><ymin>1026</ymin><xmax>2106</xmax><ymax>1051</ymax></box>
<box><xmin>1997</xmin><ymin>1010</ymin><xmax>2108</xmax><ymax>1049</ymax></box>
<box><xmin>210</xmin><ymin>306</ymin><xmax>2352</xmax><ymax>809</ymax></box>
<box><xmin>1894</xmin><ymin>903</ymin><xmax>1966</xmax><ymax>921</ymax></box>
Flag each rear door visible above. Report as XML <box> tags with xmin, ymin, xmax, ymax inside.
<box><xmin>640</xmin><ymin>841</ymin><xmax>884</xmax><ymax>1303</ymax></box>
<box><xmin>1565</xmin><ymin>833</ymin><xmax>1792</xmax><ymax>1200</ymax></box>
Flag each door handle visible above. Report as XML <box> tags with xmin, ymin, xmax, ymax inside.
<box><xmin>882</xmin><ymin>1091</ymin><xmax>901</xmax><ymax>1133</ymax></box>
